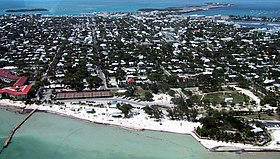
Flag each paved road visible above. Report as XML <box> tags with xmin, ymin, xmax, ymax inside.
<box><xmin>172</xmin><ymin>88</ymin><xmax>189</xmax><ymax>100</ymax></box>
<box><xmin>97</xmin><ymin>68</ymin><xmax>107</xmax><ymax>90</ymax></box>
<box><xmin>59</xmin><ymin>97</ymin><xmax>174</xmax><ymax>108</ymax></box>
<box><xmin>230</xmin><ymin>85</ymin><xmax>261</xmax><ymax>106</ymax></box>
<box><xmin>160</xmin><ymin>65</ymin><xmax>171</xmax><ymax>76</ymax></box>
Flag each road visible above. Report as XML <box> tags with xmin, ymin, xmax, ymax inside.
<box><xmin>160</xmin><ymin>65</ymin><xmax>171</xmax><ymax>76</ymax></box>
<box><xmin>229</xmin><ymin>85</ymin><xmax>261</xmax><ymax>106</ymax></box>
<box><xmin>160</xmin><ymin>66</ymin><xmax>189</xmax><ymax>101</ymax></box>
<box><xmin>172</xmin><ymin>88</ymin><xmax>189</xmax><ymax>100</ymax></box>
<box><xmin>37</xmin><ymin>45</ymin><xmax>64</xmax><ymax>100</ymax></box>
<box><xmin>97</xmin><ymin>68</ymin><xmax>107</xmax><ymax>90</ymax></box>
<box><xmin>59</xmin><ymin>97</ymin><xmax>174</xmax><ymax>108</ymax></box>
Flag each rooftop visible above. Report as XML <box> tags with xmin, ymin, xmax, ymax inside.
<box><xmin>55</xmin><ymin>90</ymin><xmax>113</xmax><ymax>99</ymax></box>
<box><xmin>0</xmin><ymin>85</ymin><xmax>32</xmax><ymax>96</ymax></box>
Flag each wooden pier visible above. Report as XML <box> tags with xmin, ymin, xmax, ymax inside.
<box><xmin>3</xmin><ymin>109</ymin><xmax>37</xmax><ymax>148</ymax></box>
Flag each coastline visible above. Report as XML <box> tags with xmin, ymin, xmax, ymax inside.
<box><xmin>138</xmin><ymin>3</ymin><xmax>232</xmax><ymax>14</ymax></box>
<box><xmin>6</xmin><ymin>8</ymin><xmax>49</xmax><ymax>13</ymax></box>
<box><xmin>1</xmin><ymin>99</ymin><xmax>280</xmax><ymax>153</ymax></box>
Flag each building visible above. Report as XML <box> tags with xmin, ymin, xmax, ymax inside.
<box><xmin>225</xmin><ymin>97</ymin><xmax>233</xmax><ymax>103</ymax></box>
<box><xmin>0</xmin><ymin>68</ymin><xmax>31</xmax><ymax>99</ymax></box>
<box><xmin>55</xmin><ymin>90</ymin><xmax>113</xmax><ymax>100</ymax></box>
<box><xmin>0</xmin><ymin>69</ymin><xmax>20</xmax><ymax>83</ymax></box>
<box><xmin>13</xmin><ymin>77</ymin><xmax>28</xmax><ymax>87</ymax></box>
<box><xmin>0</xmin><ymin>85</ymin><xmax>32</xmax><ymax>99</ymax></box>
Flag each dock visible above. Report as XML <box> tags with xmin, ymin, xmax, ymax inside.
<box><xmin>3</xmin><ymin>108</ymin><xmax>37</xmax><ymax>148</ymax></box>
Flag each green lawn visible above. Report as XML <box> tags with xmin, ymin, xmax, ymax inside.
<box><xmin>203</xmin><ymin>91</ymin><xmax>246</xmax><ymax>104</ymax></box>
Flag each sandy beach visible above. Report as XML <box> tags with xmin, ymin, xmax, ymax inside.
<box><xmin>1</xmin><ymin>98</ymin><xmax>280</xmax><ymax>152</ymax></box>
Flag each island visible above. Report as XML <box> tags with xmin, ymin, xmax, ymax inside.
<box><xmin>138</xmin><ymin>3</ymin><xmax>232</xmax><ymax>14</ymax></box>
<box><xmin>0</xmin><ymin>12</ymin><xmax>280</xmax><ymax>153</ymax></box>
<box><xmin>6</xmin><ymin>8</ymin><xmax>48</xmax><ymax>13</ymax></box>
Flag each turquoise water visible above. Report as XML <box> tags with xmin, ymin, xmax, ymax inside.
<box><xmin>0</xmin><ymin>109</ymin><xmax>25</xmax><ymax>146</ymax></box>
<box><xmin>0</xmin><ymin>109</ymin><xmax>280</xmax><ymax>159</ymax></box>
<box><xmin>0</xmin><ymin>0</ymin><xmax>280</xmax><ymax>17</ymax></box>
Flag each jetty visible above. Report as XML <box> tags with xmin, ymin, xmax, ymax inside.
<box><xmin>3</xmin><ymin>108</ymin><xmax>37</xmax><ymax>148</ymax></box>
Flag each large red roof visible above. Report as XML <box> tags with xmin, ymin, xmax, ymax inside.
<box><xmin>0</xmin><ymin>85</ymin><xmax>32</xmax><ymax>96</ymax></box>
<box><xmin>13</xmin><ymin>77</ymin><xmax>28</xmax><ymax>87</ymax></box>
<box><xmin>0</xmin><ymin>69</ymin><xmax>20</xmax><ymax>80</ymax></box>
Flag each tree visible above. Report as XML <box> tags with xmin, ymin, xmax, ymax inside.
<box><xmin>125</xmin><ymin>86</ymin><xmax>136</xmax><ymax>97</ymax></box>
<box><xmin>190</xmin><ymin>109</ymin><xmax>198</xmax><ymax>121</ymax></box>
<box><xmin>144</xmin><ymin>92</ymin><xmax>154</xmax><ymax>101</ymax></box>
<box><xmin>277</xmin><ymin>106</ymin><xmax>280</xmax><ymax>116</ymax></box>
<box><xmin>150</xmin><ymin>83</ymin><xmax>159</xmax><ymax>94</ymax></box>
<box><xmin>86</xmin><ymin>76</ymin><xmax>102</xmax><ymax>89</ymax></box>
<box><xmin>168</xmin><ymin>90</ymin><xmax>176</xmax><ymax>97</ymax></box>
<box><xmin>117</xmin><ymin>104</ymin><xmax>133</xmax><ymax>118</ymax></box>
<box><xmin>143</xmin><ymin>105</ymin><xmax>162</xmax><ymax>119</ymax></box>
<box><xmin>237</xmin><ymin>75</ymin><xmax>249</xmax><ymax>89</ymax></box>
<box><xmin>166</xmin><ymin>75</ymin><xmax>178</xmax><ymax>86</ymax></box>
<box><xmin>116</xmin><ymin>68</ymin><xmax>126</xmax><ymax>81</ymax></box>
<box><xmin>148</xmin><ymin>73</ymin><xmax>163</xmax><ymax>81</ymax></box>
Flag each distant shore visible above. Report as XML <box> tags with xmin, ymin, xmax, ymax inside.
<box><xmin>138</xmin><ymin>3</ymin><xmax>232</xmax><ymax>14</ymax></box>
<box><xmin>6</xmin><ymin>8</ymin><xmax>48</xmax><ymax>13</ymax></box>
<box><xmin>1</xmin><ymin>98</ymin><xmax>280</xmax><ymax>153</ymax></box>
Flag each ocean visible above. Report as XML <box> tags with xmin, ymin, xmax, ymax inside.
<box><xmin>0</xmin><ymin>108</ymin><xmax>280</xmax><ymax>159</ymax></box>
<box><xmin>0</xmin><ymin>0</ymin><xmax>280</xmax><ymax>17</ymax></box>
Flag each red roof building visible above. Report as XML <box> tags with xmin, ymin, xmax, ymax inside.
<box><xmin>13</xmin><ymin>77</ymin><xmax>28</xmax><ymax>87</ymax></box>
<box><xmin>55</xmin><ymin>90</ymin><xmax>113</xmax><ymax>99</ymax></box>
<box><xmin>0</xmin><ymin>69</ymin><xmax>20</xmax><ymax>82</ymax></box>
<box><xmin>0</xmin><ymin>68</ymin><xmax>30</xmax><ymax>99</ymax></box>
<box><xmin>127</xmin><ymin>78</ymin><xmax>135</xmax><ymax>84</ymax></box>
<box><xmin>0</xmin><ymin>85</ymin><xmax>32</xmax><ymax>99</ymax></box>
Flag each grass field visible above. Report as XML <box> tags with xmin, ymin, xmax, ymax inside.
<box><xmin>202</xmin><ymin>91</ymin><xmax>246</xmax><ymax>104</ymax></box>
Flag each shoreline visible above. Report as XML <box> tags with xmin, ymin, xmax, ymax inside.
<box><xmin>137</xmin><ymin>3</ymin><xmax>232</xmax><ymax>14</ymax></box>
<box><xmin>1</xmin><ymin>99</ymin><xmax>280</xmax><ymax>153</ymax></box>
<box><xmin>6</xmin><ymin>8</ymin><xmax>49</xmax><ymax>13</ymax></box>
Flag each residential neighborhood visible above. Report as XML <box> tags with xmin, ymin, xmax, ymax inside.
<box><xmin>0</xmin><ymin>12</ymin><xmax>279</xmax><ymax>146</ymax></box>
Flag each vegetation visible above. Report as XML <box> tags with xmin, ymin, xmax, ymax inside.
<box><xmin>117</xmin><ymin>103</ymin><xmax>133</xmax><ymax>118</ymax></box>
<box><xmin>168</xmin><ymin>96</ymin><xmax>198</xmax><ymax>121</ymax></box>
<box><xmin>202</xmin><ymin>91</ymin><xmax>246</xmax><ymax>105</ymax></box>
<box><xmin>196</xmin><ymin>109</ymin><xmax>270</xmax><ymax>145</ymax></box>
<box><xmin>86</xmin><ymin>76</ymin><xmax>102</xmax><ymax>89</ymax></box>
<box><xmin>143</xmin><ymin>105</ymin><xmax>163</xmax><ymax>119</ymax></box>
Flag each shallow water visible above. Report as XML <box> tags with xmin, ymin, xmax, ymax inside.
<box><xmin>0</xmin><ymin>109</ymin><xmax>280</xmax><ymax>159</ymax></box>
<box><xmin>0</xmin><ymin>0</ymin><xmax>280</xmax><ymax>17</ymax></box>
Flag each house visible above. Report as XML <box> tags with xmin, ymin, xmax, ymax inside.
<box><xmin>127</xmin><ymin>78</ymin><xmax>136</xmax><ymax>84</ymax></box>
<box><xmin>109</xmin><ymin>101</ymin><xmax>118</xmax><ymax>108</ymax></box>
<box><xmin>225</xmin><ymin>97</ymin><xmax>233</xmax><ymax>103</ymax></box>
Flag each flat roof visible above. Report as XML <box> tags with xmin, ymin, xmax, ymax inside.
<box><xmin>55</xmin><ymin>90</ymin><xmax>113</xmax><ymax>99</ymax></box>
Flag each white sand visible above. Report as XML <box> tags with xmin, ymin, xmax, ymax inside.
<box><xmin>2</xmin><ymin>99</ymin><xmax>280</xmax><ymax>151</ymax></box>
<box><xmin>0</xmin><ymin>99</ymin><xmax>26</xmax><ymax>108</ymax></box>
<box><xmin>152</xmin><ymin>93</ymin><xmax>174</xmax><ymax>106</ymax></box>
